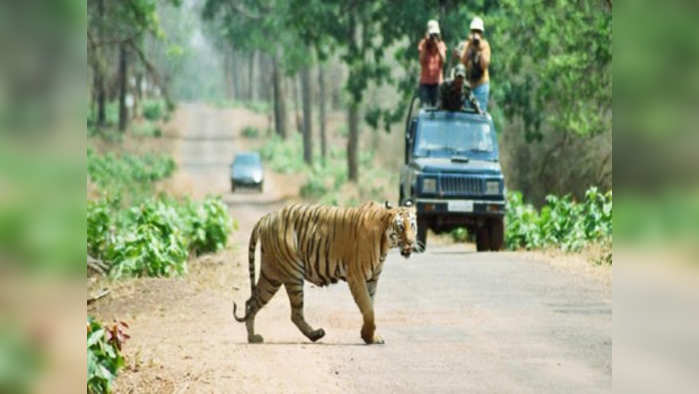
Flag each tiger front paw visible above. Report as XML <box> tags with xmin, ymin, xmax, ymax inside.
<box><xmin>361</xmin><ymin>325</ymin><xmax>384</xmax><ymax>344</ymax></box>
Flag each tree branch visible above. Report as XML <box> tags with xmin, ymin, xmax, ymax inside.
<box><xmin>225</xmin><ymin>0</ymin><xmax>269</xmax><ymax>20</ymax></box>
<box><xmin>126</xmin><ymin>38</ymin><xmax>173</xmax><ymax>106</ymax></box>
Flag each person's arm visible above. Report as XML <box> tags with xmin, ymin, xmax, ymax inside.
<box><xmin>418</xmin><ymin>38</ymin><xmax>427</xmax><ymax>65</ymax></box>
<box><xmin>460</xmin><ymin>40</ymin><xmax>471</xmax><ymax>67</ymax></box>
<box><xmin>437</xmin><ymin>40</ymin><xmax>446</xmax><ymax>63</ymax></box>
<box><xmin>480</xmin><ymin>40</ymin><xmax>491</xmax><ymax>69</ymax></box>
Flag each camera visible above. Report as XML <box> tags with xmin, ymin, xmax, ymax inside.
<box><xmin>429</xmin><ymin>33</ymin><xmax>439</xmax><ymax>40</ymax></box>
<box><xmin>472</xmin><ymin>35</ymin><xmax>480</xmax><ymax>46</ymax></box>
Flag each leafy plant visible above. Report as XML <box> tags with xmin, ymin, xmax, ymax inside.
<box><xmin>87</xmin><ymin>317</ymin><xmax>129</xmax><ymax>394</ymax></box>
<box><xmin>241</xmin><ymin>126</ymin><xmax>260</xmax><ymax>138</ymax></box>
<box><xmin>450</xmin><ymin>227</ymin><xmax>469</xmax><ymax>242</ymax></box>
<box><xmin>180</xmin><ymin>196</ymin><xmax>235</xmax><ymax>255</ymax></box>
<box><xmin>105</xmin><ymin>199</ymin><xmax>189</xmax><ymax>278</ymax></box>
<box><xmin>505</xmin><ymin>187</ymin><xmax>612</xmax><ymax>254</ymax></box>
<box><xmin>142</xmin><ymin>99</ymin><xmax>167</xmax><ymax>121</ymax></box>
<box><xmin>133</xmin><ymin>121</ymin><xmax>163</xmax><ymax>138</ymax></box>
<box><xmin>87</xmin><ymin>196</ymin><xmax>235</xmax><ymax>278</ymax></box>
<box><xmin>87</xmin><ymin>148</ymin><xmax>176</xmax><ymax>193</ymax></box>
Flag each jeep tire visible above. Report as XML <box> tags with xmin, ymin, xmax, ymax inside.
<box><xmin>488</xmin><ymin>217</ymin><xmax>504</xmax><ymax>251</ymax></box>
<box><xmin>476</xmin><ymin>225</ymin><xmax>490</xmax><ymax>252</ymax></box>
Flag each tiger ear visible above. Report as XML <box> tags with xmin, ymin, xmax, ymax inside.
<box><xmin>384</xmin><ymin>200</ymin><xmax>393</xmax><ymax>209</ymax></box>
<box><xmin>403</xmin><ymin>199</ymin><xmax>413</xmax><ymax>207</ymax></box>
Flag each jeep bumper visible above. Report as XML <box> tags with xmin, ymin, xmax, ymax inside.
<box><xmin>416</xmin><ymin>198</ymin><xmax>505</xmax><ymax>216</ymax></box>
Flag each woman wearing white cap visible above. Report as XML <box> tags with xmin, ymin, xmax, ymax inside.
<box><xmin>417</xmin><ymin>19</ymin><xmax>447</xmax><ymax>107</ymax></box>
<box><xmin>460</xmin><ymin>17</ymin><xmax>491</xmax><ymax>112</ymax></box>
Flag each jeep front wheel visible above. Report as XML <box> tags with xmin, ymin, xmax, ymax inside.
<box><xmin>416</xmin><ymin>216</ymin><xmax>428</xmax><ymax>252</ymax></box>
<box><xmin>476</xmin><ymin>225</ymin><xmax>490</xmax><ymax>252</ymax></box>
<box><xmin>488</xmin><ymin>217</ymin><xmax>504</xmax><ymax>251</ymax></box>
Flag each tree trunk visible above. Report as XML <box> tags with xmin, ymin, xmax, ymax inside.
<box><xmin>347</xmin><ymin>102</ymin><xmax>359</xmax><ymax>182</ymax></box>
<box><xmin>272</xmin><ymin>51</ymin><xmax>287</xmax><ymax>138</ymax></box>
<box><xmin>292</xmin><ymin>75</ymin><xmax>301</xmax><ymax>132</ymax></box>
<box><xmin>132</xmin><ymin>72</ymin><xmax>142</xmax><ymax>119</ymax></box>
<box><xmin>300</xmin><ymin>65</ymin><xmax>313</xmax><ymax>165</ymax></box>
<box><xmin>224</xmin><ymin>47</ymin><xmax>234</xmax><ymax>100</ymax></box>
<box><xmin>96</xmin><ymin>70</ymin><xmax>106</xmax><ymax>127</ymax></box>
<box><xmin>118</xmin><ymin>43</ymin><xmax>128</xmax><ymax>132</ymax></box>
<box><xmin>231</xmin><ymin>48</ymin><xmax>240</xmax><ymax>99</ymax></box>
<box><xmin>258</xmin><ymin>53</ymin><xmax>271</xmax><ymax>102</ymax></box>
<box><xmin>248</xmin><ymin>51</ymin><xmax>255</xmax><ymax>101</ymax></box>
<box><xmin>96</xmin><ymin>0</ymin><xmax>106</xmax><ymax>127</ymax></box>
<box><xmin>318</xmin><ymin>65</ymin><xmax>327</xmax><ymax>163</ymax></box>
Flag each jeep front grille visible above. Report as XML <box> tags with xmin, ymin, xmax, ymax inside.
<box><xmin>440</xmin><ymin>176</ymin><xmax>482</xmax><ymax>195</ymax></box>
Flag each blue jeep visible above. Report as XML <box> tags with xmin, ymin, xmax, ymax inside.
<box><xmin>399</xmin><ymin>105</ymin><xmax>506</xmax><ymax>251</ymax></box>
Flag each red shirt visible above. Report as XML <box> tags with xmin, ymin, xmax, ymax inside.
<box><xmin>418</xmin><ymin>38</ymin><xmax>446</xmax><ymax>84</ymax></box>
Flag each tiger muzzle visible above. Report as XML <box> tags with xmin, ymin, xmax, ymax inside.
<box><xmin>400</xmin><ymin>245</ymin><xmax>413</xmax><ymax>258</ymax></box>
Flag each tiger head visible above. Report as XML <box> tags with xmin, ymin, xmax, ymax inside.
<box><xmin>384</xmin><ymin>201</ymin><xmax>418</xmax><ymax>258</ymax></box>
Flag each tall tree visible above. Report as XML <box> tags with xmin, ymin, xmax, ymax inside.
<box><xmin>201</xmin><ymin>0</ymin><xmax>313</xmax><ymax>139</ymax></box>
<box><xmin>272</xmin><ymin>50</ymin><xmax>288</xmax><ymax>138</ymax></box>
<box><xmin>289</xmin><ymin>0</ymin><xmax>394</xmax><ymax>181</ymax></box>
<box><xmin>300</xmin><ymin>65</ymin><xmax>314</xmax><ymax>164</ymax></box>
<box><xmin>117</xmin><ymin>43</ymin><xmax>128</xmax><ymax>131</ymax></box>
<box><xmin>94</xmin><ymin>0</ymin><xmax>106</xmax><ymax>127</ymax></box>
<box><xmin>317</xmin><ymin>64</ymin><xmax>327</xmax><ymax>162</ymax></box>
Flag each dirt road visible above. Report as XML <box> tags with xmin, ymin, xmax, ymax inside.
<box><xmin>93</xmin><ymin>104</ymin><xmax>611</xmax><ymax>393</ymax></box>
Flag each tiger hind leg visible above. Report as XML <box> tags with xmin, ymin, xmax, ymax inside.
<box><xmin>284</xmin><ymin>282</ymin><xmax>325</xmax><ymax>342</ymax></box>
<box><xmin>245</xmin><ymin>270</ymin><xmax>281</xmax><ymax>344</ymax></box>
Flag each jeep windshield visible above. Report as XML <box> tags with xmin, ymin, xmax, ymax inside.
<box><xmin>413</xmin><ymin>118</ymin><xmax>497</xmax><ymax>160</ymax></box>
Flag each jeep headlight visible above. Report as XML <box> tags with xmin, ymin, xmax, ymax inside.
<box><xmin>422</xmin><ymin>178</ymin><xmax>437</xmax><ymax>193</ymax></box>
<box><xmin>485</xmin><ymin>180</ymin><xmax>500</xmax><ymax>195</ymax></box>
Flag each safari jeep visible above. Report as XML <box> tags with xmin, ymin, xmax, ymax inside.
<box><xmin>399</xmin><ymin>106</ymin><xmax>506</xmax><ymax>251</ymax></box>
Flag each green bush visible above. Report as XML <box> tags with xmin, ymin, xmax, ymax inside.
<box><xmin>258</xmin><ymin>134</ymin><xmax>306</xmax><ymax>173</ymax></box>
<box><xmin>300</xmin><ymin>174</ymin><xmax>328</xmax><ymax>199</ymax></box>
<box><xmin>105</xmin><ymin>198</ymin><xmax>190</xmax><ymax>278</ymax></box>
<box><xmin>87</xmin><ymin>148</ymin><xmax>176</xmax><ymax>192</ymax></box>
<box><xmin>181</xmin><ymin>196</ymin><xmax>235</xmax><ymax>256</ymax></box>
<box><xmin>133</xmin><ymin>121</ymin><xmax>162</xmax><ymax>138</ymax></box>
<box><xmin>241</xmin><ymin>126</ymin><xmax>260</xmax><ymax>138</ymax></box>
<box><xmin>87</xmin><ymin>102</ymin><xmax>119</xmax><ymax>133</ymax></box>
<box><xmin>245</xmin><ymin>100</ymin><xmax>270</xmax><ymax>114</ymax></box>
<box><xmin>450</xmin><ymin>227</ymin><xmax>469</xmax><ymax>242</ymax></box>
<box><xmin>87</xmin><ymin>317</ymin><xmax>129</xmax><ymax>394</ymax></box>
<box><xmin>87</xmin><ymin>196</ymin><xmax>234</xmax><ymax>278</ymax></box>
<box><xmin>142</xmin><ymin>99</ymin><xmax>166</xmax><ymax>121</ymax></box>
<box><xmin>505</xmin><ymin>187</ymin><xmax>612</xmax><ymax>253</ymax></box>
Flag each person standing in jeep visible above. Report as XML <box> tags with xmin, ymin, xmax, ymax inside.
<box><xmin>418</xmin><ymin>19</ymin><xmax>446</xmax><ymax>107</ymax></box>
<box><xmin>439</xmin><ymin>64</ymin><xmax>481</xmax><ymax>113</ymax></box>
<box><xmin>460</xmin><ymin>17</ymin><xmax>491</xmax><ymax>112</ymax></box>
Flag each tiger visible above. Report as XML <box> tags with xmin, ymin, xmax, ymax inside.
<box><xmin>233</xmin><ymin>200</ymin><xmax>417</xmax><ymax>345</ymax></box>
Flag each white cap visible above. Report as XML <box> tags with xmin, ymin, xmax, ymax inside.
<box><xmin>470</xmin><ymin>17</ymin><xmax>484</xmax><ymax>32</ymax></box>
<box><xmin>427</xmin><ymin>19</ymin><xmax>441</xmax><ymax>35</ymax></box>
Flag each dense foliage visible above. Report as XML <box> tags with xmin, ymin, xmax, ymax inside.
<box><xmin>505</xmin><ymin>187</ymin><xmax>612</xmax><ymax>254</ymax></box>
<box><xmin>259</xmin><ymin>134</ymin><xmax>394</xmax><ymax>206</ymax></box>
<box><xmin>241</xmin><ymin>126</ymin><xmax>260</xmax><ymax>138</ymax></box>
<box><xmin>88</xmin><ymin>196</ymin><xmax>234</xmax><ymax>278</ymax></box>
<box><xmin>87</xmin><ymin>317</ymin><xmax>129</xmax><ymax>394</ymax></box>
<box><xmin>142</xmin><ymin>99</ymin><xmax>170</xmax><ymax>122</ymax></box>
<box><xmin>87</xmin><ymin>148</ymin><xmax>176</xmax><ymax>191</ymax></box>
